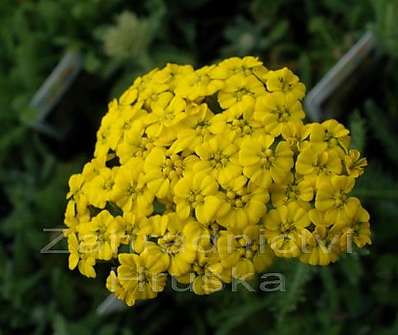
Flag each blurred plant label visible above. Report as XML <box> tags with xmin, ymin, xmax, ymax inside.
<box><xmin>30</xmin><ymin>50</ymin><xmax>83</xmax><ymax>137</ymax></box>
<box><xmin>305</xmin><ymin>31</ymin><xmax>378</xmax><ymax>121</ymax></box>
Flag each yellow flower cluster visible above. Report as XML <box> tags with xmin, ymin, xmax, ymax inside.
<box><xmin>64</xmin><ymin>56</ymin><xmax>371</xmax><ymax>307</ymax></box>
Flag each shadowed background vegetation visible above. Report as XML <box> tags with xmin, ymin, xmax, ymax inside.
<box><xmin>1</xmin><ymin>0</ymin><xmax>398</xmax><ymax>334</ymax></box>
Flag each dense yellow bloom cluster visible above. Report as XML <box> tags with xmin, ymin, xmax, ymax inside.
<box><xmin>64</xmin><ymin>56</ymin><xmax>371</xmax><ymax>307</ymax></box>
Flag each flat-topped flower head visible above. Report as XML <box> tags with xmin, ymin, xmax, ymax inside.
<box><xmin>64</xmin><ymin>56</ymin><xmax>370</xmax><ymax>307</ymax></box>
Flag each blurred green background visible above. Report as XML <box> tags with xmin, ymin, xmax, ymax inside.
<box><xmin>1</xmin><ymin>0</ymin><xmax>398</xmax><ymax>334</ymax></box>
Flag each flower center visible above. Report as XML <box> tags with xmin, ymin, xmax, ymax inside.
<box><xmin>161</xmin><ymin>155</ymin><xmax>184</xmax><ymax>179</ymax></box>
<box><xmin>334</xmin><ymin>192</ymin><xmax>347</xmax><ymax>207</ymax></box>
<box><xmin>188</xmin><ymin>191</ymin><xmax>204</xmax><ymax>207</ymax></box>
<box><xmin>231</xmin><ymin>119</ymin><xmax>252</xmax><ymax>135</ymax></box>
<box><xmin>275</xmin><ymin>106</ymin><xmax>290</xmax><ymax>121</ymax></box>
<box><xmin>209</xmin><ymin>152</ymin><xmax>229</xmax><ymax>168</ymax></box>
<box><xmin>237</xmin><ymin>237</ymin><xmax>258</xmax><ymax>259</ymax></box>
<box><xmin>234</xmin><ymin>88</ymin><xmax>251</xmax><ymax>101</ymax></box>
<box><xmin>259</xmin><ymin>148</ymin><xmax>274</xmax><ymax>168</ymax></box>
<box><xmin>104</xmin><ymin>179</ymin><xmax>114</xmax><ymax>191</ymax></box>
<box><xmin>158</xmin><ymin>232</ymin><xmax>183</xmax><ymax>255</ymax></box>
<box><xmin>280</xmin><ymin>219</ymin><xmax>295</xmax><ymax>233</ymax></box>
<box><xmin>287</xmin><ymin>184</ymin><xmax>298</xmax><ymax>200</ymax></box>
<box><xmin>226</xmin><ymin>189</ymin><xmax>250</xmax><ymax>208</ymax></box>
<box><xmin>192</xmin><ymin>262</ymin><xmax>205</xmax><ymax>275</ymax></box>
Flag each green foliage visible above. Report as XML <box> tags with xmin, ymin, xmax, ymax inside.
<box><xmin>275</xmin><ymin>262</ymin><xmax>315</xmax><ymax>324</ymax></box>
<box><xmin>364</xmin><ymin>100</ymin><xmax>398</xmax><ymax>167</ymax></box>
<box><xmin>101</xmin><ymin>11</ymin><xmax>155</xmax><ymax>63</ymax></box>
<box><xmin>1</xmin><ymin>0</ymin><xmax>398</xmax><ymax>334</ymax></box>
<box><xmin>372</xmin><ymin>0</ymin><xmax>398</xmax><ymax>58</ymax></box>
<box><xmin>349</xmin><ymin>110</ymin><xmax>367</xmax><ymax>152</ymax></box>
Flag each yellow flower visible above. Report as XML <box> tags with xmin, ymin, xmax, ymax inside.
<box><xmin>111</xmin><ymin>157</ymin><xmax>153</xmax><ymax>218</ymax></box>
<box><xmin>239</xmin><ymin>135</ymin><xmax>293</xmax><ymax>188</ymax></box>
<box><xmin>253</xmin><ymin>92</ymin><xmax>305</xmax><ymax>135</ymax></box>
<box><xmin>308</xmin><ymin>208</ymin><xmax>333</xmax><ymax>227</ymax></box>
<box><xmin>143</xmin><ymin>147</ymin><xmax>186</xmax><ymax>199</ymax></box>
<box><xmin>344</xmin><ymin>149</ymin><xmax>367</xmax><ymax>178</ymax></box>
<box><xmin>64</xmin><ymin>198</ymin><xmax>90</xmax><ymax>230</ymax></box>
<box><xmin>175</xmin><ymin>65</ymin><xmax>223</xmax><ymax>100</ymax></box>
<box><xmin>116</xmin><ymin>121</ymin><xmax>156</xmax><ymax>163</ymax></box>
<box><xmin>140</xmin><ymin>83</ymin><xmax>172</xmax><ymax>112</ymax></box>
<box><xmin>94</xmin><ymin>102</ymin><xmax>120</xmax><ymax>158</ymax></box>
<box><xmin>119</xmin><ymin>86</ymin><xmax>138</xmax><ymax>106</ymax></box>
<box><xmin>151</xmin><ymin>63</ymin><xmax>194</xmax><ymax>90</ymax></box>
<box><xmin>81</xmin><ymin>157</ymin><xmax>106</xmax><ymax>180</ymax></box>
<box><xmin>67</xmin><ymin>233</ymin><xmax>96</xmax><ymax>278</ymax></box>
<box><xmin>85</xmin><ymin>167</ymin><xmax>116</xmax><ymax>208</ymax></box>
<box><xmin>134</xmin><ymin>69</ymin><xmax>165</xmax><ymax>104</ymax></box>
<box><xmin>122</xmin><ymin>212</ymin><xmax>153</xmax><ymax>253</ymax></box>
<box><xmin>295</xmin><ymin>144</ymin><xmax>342</xmax><ymax>183</ymax></box>
<box><xmin>217</xmin><ymin>225</ymin><xmax>273</xmax><ymax>280</ymax></box>
<box><xmin>173</xmin><ymin>171</ymin><xmax>224</xmax><ymax>224</ymax></box>
<box><xmin>176</xmin><ymin>249</ymin><xmax>228</xmax><ymax>295</ymax></box>
<box><xmin>265</xmin><ymin>67</ymin><xmax>306</xmax><ymax>100</ymax></box>
<box><xmin>308</xmin><ymin>120</ymin><xmax>350</xmax><ymax>154</ymax></box>
<box><xmin>67</xmin><ymin>173</ymin><xmax>85</xmax><ymax>199</ymax></box>
<box><xmin>106</xmin><ymin>270</ymin><xmax>128</xmax><ymax>304</ymax></box>
<box><xmin>331</xmin><ymin>202</ymin><xmax>371</xmax><ymax>250</ymax></box>
<box><xmin>152</xmin><ymin>213</ymin><xmax>210</xmax><ymax>276</ymax></box>
<box><xmin>170</xmin><ymin>103</ymin><xmax>214</xmax><ymax>153</ymax></box>
<box><xmin>194</xmin><ymin>135</ymin><xmax>241</xmax><ymax>183</ymax></box>
<box><xmin>217</xmin><ymin>73</ymin><xmax>265</xmax><ymax>111</ymax></box>
<box><xmin>111</xmin><ymin>105</ymin><xmax>148</xmax><ymax>147</ymax></box>
<box><xmin>270</xmin><ymin>173</ymin><xmax>314</xmax><ymax>207</ymax></box>
<box><xmin>64</xmin><ymin>200</ymin><xmax>78</xmax><ymax>229</ymax></box>
<box><xmin>315</xmin><ymin>175</ymin><xmax>360</xmax><ymax>226</ymax></box>
<box><xmin>264</xmin><ymin>202</ymin><xmax>310</xmax><ymax>257</ymax></box>
<box><xmin>109</xmin><ymin>247</ymin><xmax>168</xmax><ymax>306</ymax></box>
<box><xmin>299</xmin><ymin>226</ymin><xmax>338</xmax><ymax>266</ymax></box>
<box><xmin>209</xmin><ymin>106</ymin><xmax>265</xmax><ymax>142</ymax></box>
<box><xmin>145</xmin><ymin>96</ymin><xmax>187</xmax><ymax>141</ymax></box>
<box><xmin>281</xmin><ymin>121</ymin><xmax>311</xmax><ymax>152</ymax></box>
<box><xmin>217</xmin><ymin>174</ymin><xmax>269</xmax><ymax>233</ymax></box>
<box><xmin>78</xmin><ymin>211</ymin><xmax>126</xmax><ymax>261</ymax></box>
<box><xmin>209</xmin><ymin>56</ymin><xmax>264</xmax><ymax>79</ymax></box>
